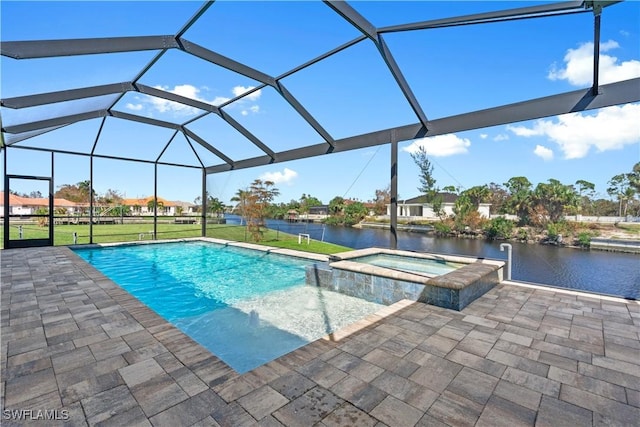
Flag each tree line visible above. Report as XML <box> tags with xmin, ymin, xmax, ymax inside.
<box><xmin>412</xmin><ymin>148</ymin><xmax>640</xmax><ymax>219</ymax></box>
<box><xmin>20</xmin><ymin>157</ymin><xmax>638</xmax><ymax>245</ymax></box>
<box><xmin>411</xmin><ymin>148</ymin><xmax>639</xmax><ymax>243</ymax></box>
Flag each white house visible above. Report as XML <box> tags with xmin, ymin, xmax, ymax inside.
<box><xmin>387</xmin><ymin>193</ymin><xmax>491</xmax><ymax>219</ymax></box>
<box><xmin>121</xmin><ymin>196</ymin><xmax>196</xmax><ymax>216</ymax></box>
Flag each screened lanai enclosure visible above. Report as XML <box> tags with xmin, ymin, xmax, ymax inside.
<box><xmin>1</xmin><ymin>0</ymin><xmax>639</xmax><ymax>249</ymax></box>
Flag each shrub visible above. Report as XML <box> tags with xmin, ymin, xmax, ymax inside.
<box><xmin>546</xmin><ymin>222</ymin><xmax>560</xmax><ymax>240</ymax></box>
<box><xmin>517</xmin><ymin>228</ymin><xmax>529</xmax><ymax>241</ymax></box>
<box><xmin>577</xmin><ymin>232</ymin><xmax>592</xmax><ymax>248</ymax></box>
<box><xmin>35</xmin><ymin>207</ymin><xmax>49</xmax><ymax>227</ymax></box>
<box><xmin>323</xmin><ymin>216</ymin><xmax>342</xmax><ymax>226</ymax></box>
<box><xmin>547</xmin><ymin>220</ymin><xmax>572</xmax><ymax>241</ymax></box>
<box><xmin>343</xmin><ymin>216</ymin><xmax>359</xmax><ymax>227</ymax></box>
<box><xmin>453</xmin><ymin>210</ymin><xmax>486</xmax><ymax>233</ymax></box>
<box><xmin>344</xmin><ymin>202</ymin><xmax>368</xmax><ymax>224</ymax></box>
<box><xmin>433</xmin><ymin>221</ymin><xmax>452</xmax><ymax>236</ymax></box>
<box><xmin>562</xmin><ymin>220</ymin><xmax>578</xmax><ymax>234</ymax></box>
<box><xmin>484</xmin><ymin>217</ymin><xmax>514</xmax><ymax>240</ymax></box>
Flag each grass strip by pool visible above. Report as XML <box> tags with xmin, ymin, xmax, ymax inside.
<box><xmin>1</xmin><ymin>223</ymin><xmax>351</xmax><ymax>254</ymax></box>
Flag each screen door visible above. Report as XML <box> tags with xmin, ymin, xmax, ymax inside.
<box><xmin>4</xmin><ymin>175</ymin><xmax>53</xmax><ymax>249</ymax></box>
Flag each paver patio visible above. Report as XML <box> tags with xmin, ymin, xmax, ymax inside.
<box><xmin>1</xmin><ymin>246</ymin><xmax>639</xmax><ymax>426</ymax></box>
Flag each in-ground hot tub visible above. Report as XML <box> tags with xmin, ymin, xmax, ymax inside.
<box><xmin>305</xmin><ymin>248</ymin><xmax>504</xmax><ymax>311</ymax></box>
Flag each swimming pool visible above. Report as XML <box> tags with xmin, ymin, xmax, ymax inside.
<box><xmin>74</xmin><ymin>240</ymin><xmax>383</xmax><ymax>373</ymax></box>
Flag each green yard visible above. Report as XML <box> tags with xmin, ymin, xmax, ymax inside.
<box><xmin>0</xmin><ymin>222</ymin><xmax>351</xmax><ymax>255</ymax></box>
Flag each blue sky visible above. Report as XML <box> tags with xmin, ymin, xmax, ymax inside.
<box><xmin>1</xmin><ymin>1</ymin><xmax>639</xmax><ymax>206</ymax></box>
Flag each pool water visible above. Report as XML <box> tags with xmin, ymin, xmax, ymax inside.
<box><xmin>74</xmin><ymin>241</ymin><xmax>383</xmax><ymax>373</ymax></box>
<box><xmin>352</xmin><ymin>253</ymin><xmax>464</xmax><ymax>276</ymax></box>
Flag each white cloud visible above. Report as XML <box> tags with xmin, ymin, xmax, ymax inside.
<box><xmin>146</xmin><ymin>84</ymin><xmax>209</xmax><ymax>116</ymax></box>
<box><xmin>128</xmin><ymin>84</ymin><xmax>263</xmax><ymax>117</ymax></box>
<box><xmin>493</xmin><ymin>134</ymin><xmax>509</xmax><ymax>142</ymax></box>
<box><xmin>480</xmin><ymin>134</ymin><xmax>488</xmax><ymax>139</ymax></box>
<box><xmin>259</xmin><ymin>168</ymin><xmax>298</xmax><ymax>185</ymax></box>
<box><xmin>168</xmin><ymin>84</ymin><xmax>201</xmax><ymax>100</ymax></box>
<box><xmin>402</xmin><ymin>134</ymin><xmax>470</xmax><ymax>157</ymax></box>
<box><xmin>507</xmin><ymin>126</ymin><xmax>540</xmax><ymax>137</ymax></box>
<box><xmin>507</xmin><ymin>103</ymin><xmax>640</xmax><ymax>159</ymax></box>
<box><xmin>212</xmin><ymin>96</ymin><xmax>231</xmax><ymax>106</ymax></box>
<box><xmin>548</xmin><ymin>40</ymin><xmax>640</xmax><ymax>86</ymax></box>
<box><xmin>241</xmin><ymin>105</ymin><xmax>260</xmax><ymax>116</ymax></box>
<box><xmin>534</xmin><ymin>145</ymin><xmax>554</xmax><ymax>161</ymax></box>
<box><xmin>232</xmin><ymin>86</ymin><xmax>262</xmax><ymax>101</ymax></box>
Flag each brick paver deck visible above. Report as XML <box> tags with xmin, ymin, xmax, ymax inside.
<box><xmin>1</xmin><ymin>246</ymin><xmax>639</xmax><ymax>426</ymax></box>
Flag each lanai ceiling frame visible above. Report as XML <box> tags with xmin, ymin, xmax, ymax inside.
<box><xmin>1</xmin><ymin>0</ymin><xmax>639</xmax><ymax>247</ymax></box>
<box><xmin>2</xmin><ymin>1</ymin><xmax>623</xmax><ymax>164</ymax></box>
<box><xmin>1</xmin><ymin>0</ymin><xmax>337</xmax><ymax>166</ymax></box>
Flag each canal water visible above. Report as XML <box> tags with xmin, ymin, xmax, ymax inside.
<box><xmin>226</xmin><ymin>216</ymin><xmax>639</xmax><ymax>300</ymax></box>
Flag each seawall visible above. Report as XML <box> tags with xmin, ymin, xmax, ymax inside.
<box><xmin>358</xmin><ymin>222</ymin><xmax>433</xmax><ymax>233</ymax></box>
<box><xmin>590</xmin><ymin>238</ymin><xmax>640</xmax><ymax>254</ymax></box>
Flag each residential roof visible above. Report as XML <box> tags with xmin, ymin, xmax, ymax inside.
<box><xmin>0</xmin><ymin>192</ymin><xmax>187</xmax><ymax>209</ymax></box>
<box><xmin>401</xmin><ymin>192</ymin><xmax>458</xmax><ymax>204</ymax></box>
<box><xmin>122</xmin><ymin>196</ymin><xmax>178</xmax><ymax>207</ymax></box>
<box><xmin>0</xmin><ymin>191</ymin><xmax>75</xmax><ymax>207</ymax></box>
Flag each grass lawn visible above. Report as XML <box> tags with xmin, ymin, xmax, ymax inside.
<box><xmin>1</xmin><ymin>222</ymin><xmax>352</xmax><ymax>254</ymax></box>
<box><xmin>615</xmin><ymin>223</ymin><xmax>640</xmax><ymax>235</ymax></box>
<box><xmin>209</xmin><ymin>224</ymin><xmax>351</xmax><ymax>254</ymax></box>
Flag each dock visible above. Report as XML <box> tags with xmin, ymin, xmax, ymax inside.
<box><xmin>358</xmin><ymin>222</ymin><xmax>434</xmax><ymax>233</ymax></box>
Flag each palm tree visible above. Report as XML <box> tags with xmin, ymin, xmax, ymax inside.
<box><xmin>575</xmin><ymin>179</ymin><xmax>595</xmax><ymax>214</ymax></box>
<box><xmin>533</xmin><ymin>179</ymin><xmax>578</xmax><ymax>223</ymax></box>
<box><xmin>146</xmin><ymin>198</ymin><xmax>164</xmax><ymax>215</ymax></box>
<box><xmin>207</xmin><ymin>196</ymin><xmax>225</xmax><ymax>218</ymax></box>
<box><xmin>607</xmin><ymin>174</ymin><xmax>631</xmax><ymax>217</ymax></box>
<box><xmin>504</xmin><ymin>177</ymin><xmax>533</xmax><ymax>225</ymax></box>
<box><xmin>328</xmin><ymin>196</ymin><xmax>345</xmax><ymax>215</ymax></box>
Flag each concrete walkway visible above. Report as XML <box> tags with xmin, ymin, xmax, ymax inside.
<box><xmin>1</xmin><ymin>246</ymin><xmax>639</xmax><ymax>426</ymax></box>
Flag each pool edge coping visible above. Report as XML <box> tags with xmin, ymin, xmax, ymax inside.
<box><xmin>327</xmin><ymin>247</ymin><xmax>505</xmax><ymax>287</ymax></box>
<box><xmin>68</xmin><ymin>236</ymin><xmax>331</xmax><ymax>263</ymax></box>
